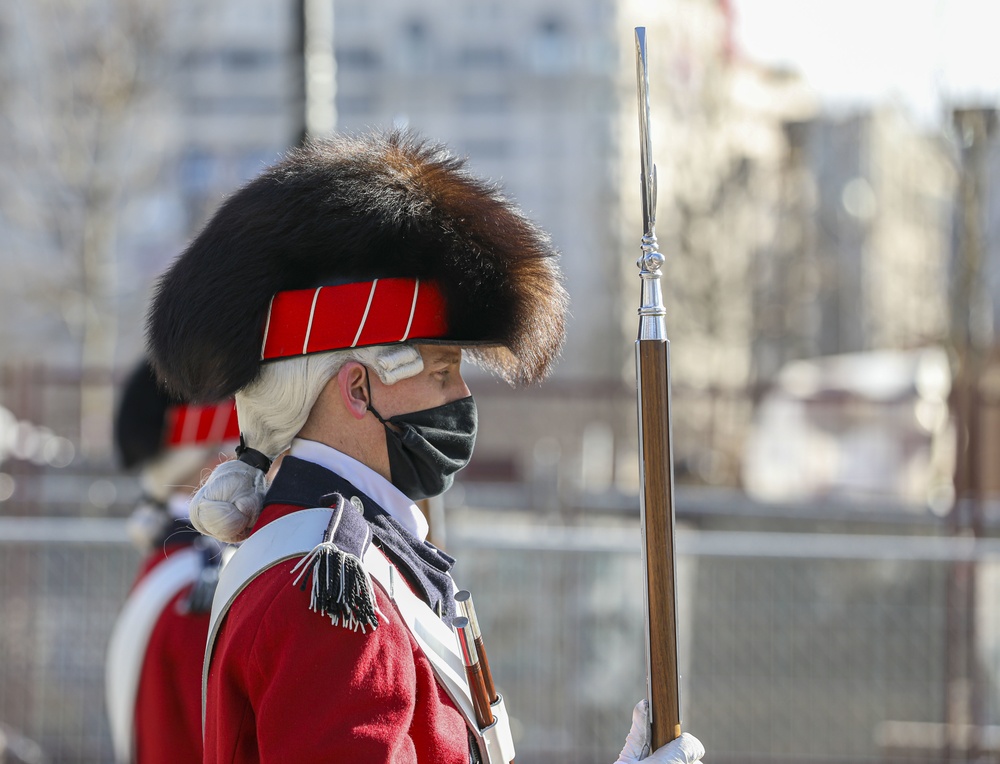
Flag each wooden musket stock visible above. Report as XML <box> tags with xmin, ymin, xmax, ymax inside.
<box><xmin>633</xmin><ymin>26</ymin><xmax>682</xmax><ymax>749</ymax></box>
<box><xmin>637</xmin><ymin>341</ymin><xmax>681</xmax><ymax>746</ymax></box>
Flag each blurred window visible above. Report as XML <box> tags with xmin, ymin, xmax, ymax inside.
<box><xmin>336</xmin><ymin>46</ymin><xmax>381</xmax><ymax>70</ymax></box>
<box><xmin>221</xmin><ymin>49</ymin><xmax>275</xmax><ymax>70</ymax></box>
<box><xmin>456</xmin><ymin>47</ymin><xmax>509</xmax><ymax>69</ymax></box>
<box><xmin>405</xmin><ymin>19</ymin><xmax>426</xmax><ymax>41</ymax></box>
<box><xmin>457</xmin><ymin>93</ymin><xmax>510</xmax><ymax>114</ymax></box>
<box><xmin>338</xmin><ymin>94</ymin><xmax>377</xmax><ymax>115</ymax></box>
<box><xmin>182</xmin><ymin>49</ymin><xmax>277</xmax><ymax>71</ymax></box>
<box><xmin>178</xmin><ymin>150</ymin><xmax>217</xmax><ymax>193</ymax></box>
<box><xmin>401</xmin><ymin>18</ymin><xmax>432</xmax><ymax>70</ymax></box>
<box><xmin>186</xmin><ymin>96</ymin><xmax>284</xmax><ymax>115</ymax></box>
<box><xmin>532</xmin><ymin>17</ymin><xmax>573</xmax><ymax>73</ymax></box>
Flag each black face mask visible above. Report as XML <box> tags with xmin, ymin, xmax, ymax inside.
<box><xmin>368</xmin><ymin>391</ymin><xmax>478</xmax><ymax>501</ymax></box>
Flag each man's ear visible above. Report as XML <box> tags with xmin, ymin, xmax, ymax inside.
<box><xmin>337</xmin><ymin>362</ymin><xmax>370</xmax><ymax>420</ymax></box>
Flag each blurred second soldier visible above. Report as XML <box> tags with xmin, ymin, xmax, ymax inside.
<box><xmin>105</xmin><ymin>360</ymin><xmax>238</xmax><ymax>764</ymax></box>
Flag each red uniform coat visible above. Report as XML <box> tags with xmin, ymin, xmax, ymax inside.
<box><xmin>131</xmin><ymin>542</ymin><xmax>210</xmax><ymax>764</ymax></box>
<box><xmin>203</xmin><ymin>501</ymin><xmax>471</xmax><ymax>764</ymax></box>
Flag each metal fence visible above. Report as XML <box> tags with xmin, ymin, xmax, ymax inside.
<box><xmin>0</xmin><ymin>519</ymin><xmax>136</xmax><ymax>764</ymax></box>
<box><xmin>450</xmin><ymin>514</ymin><xmax>1000</xmax><ymax>764</ymax></box>
<box><xmin>3</xmin><ymin>502</ymin><xmax>1000</xmax><ymax>763</ymax></box>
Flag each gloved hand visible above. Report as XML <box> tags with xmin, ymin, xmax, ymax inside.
<box><xmin>614</xmin><ymin>700</ymin><xmax>705</xmax><ymax>763</ymax></box>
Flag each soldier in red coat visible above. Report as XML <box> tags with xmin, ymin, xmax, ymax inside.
<box><xmin>146</xmin><ymin>131</ymin><xmax>705</xmax><ymax>764</ymax></box>
<box><xmin>106</xmin><ymin>360</ymin><xmax>239</xmax><ymax>764</ymax></box>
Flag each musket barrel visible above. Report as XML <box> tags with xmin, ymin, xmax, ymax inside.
<box><xmin>633</xmin><ymin>26</ymin><xmax>682</xmax><ymax>749</ymax></box>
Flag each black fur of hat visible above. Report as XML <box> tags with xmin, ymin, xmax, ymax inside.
<box><xmin>114</xmin><ymin>360</ymin><xmax>176</xmax><ymax>469</ymax></box>
<box><xmin>147</xmin><ymin>130</ymin><xmax>568</xmax><ymax>401</ymax></box>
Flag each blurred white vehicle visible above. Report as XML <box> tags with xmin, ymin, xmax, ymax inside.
<box><xmin>741</xmin><ymin>348</ymin><xmax>955</xmax><ymax>509</ymax></box>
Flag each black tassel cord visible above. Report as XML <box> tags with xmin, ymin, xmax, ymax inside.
<box><xmin>290</xmin><ymin>497</ymin><xmax>380</xmax><ymax>632</ymax></box>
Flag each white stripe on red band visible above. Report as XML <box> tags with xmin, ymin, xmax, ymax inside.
<box><xmin>181</xmin><ymin>406</ymin><xmax>200</xmax><ymax>444</ymax></box>
<box><xmin>206</xmin><ymin>402</ymin><xmax>230</xmax><ymax>442</ymax></box>
<box><xmin>260</xmin><ymin>278</ymin><xmax>451</xmax><ymax>361</ymax></box>
<box><xmin>165</xmin><ymin>402</ymin><xmax>239</xmax><ymax>446</ymax></box>
<box><xmin>351</xmin><ymin>279</ymin><xmax>379</xmax><ymax>347</ymax></box>
<box><xmin>401</xmin><ymin>279</ymin><xmax>420</xmax><ymax>342</ymax></box>
<box><xmin>301</xmin><ymin>288</ymin><xmax>322</xmax><ymax>355</ymax></box>
<box><xmin>260</xmin><ymin>295</ymin><xmax>275</xmax><ymax>361</ymax></box>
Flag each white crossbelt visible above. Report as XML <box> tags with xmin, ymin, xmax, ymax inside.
<box><xmin>204</xmin><ymin>507</ymin><xmax>515</xmax><ymax>763</ymax></box>
<box><xmin>106</xmin><ymin>546</ymin><xmax>203</xmax><ymax>764</ymax></box>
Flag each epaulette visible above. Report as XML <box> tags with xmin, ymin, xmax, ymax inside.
<box><xmin>290</xmin><ymin>494</ymin><xmax>380</xmax><ymax>632</ymax></box>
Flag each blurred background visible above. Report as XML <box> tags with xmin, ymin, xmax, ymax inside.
<box><xmin>1</xmin><ymin>0</ymin><xmax>999</xmax><ymax>762</ymax></box>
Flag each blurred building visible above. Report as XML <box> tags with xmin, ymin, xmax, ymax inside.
<box><xmin>0</xmin><ymin>1</ymin><xmax>299</xmax><ymax>457</ymax></box>
<box><xmin>0</xmin><ymin>3</ymin><xmax>299</xmax><ymax>367</ymax></box>
<box><xmin>329</xmin><ymin>0</ymin><xmax>818</xmax><ymax>491</ymax></box>
<box><xmin>333</xmin><ymin>0</ymin><xmax>625</xmax><ymax>383</ymax></box>
<box><xmin>754</xmin><ymin>108</ymin><xmax>956</xmax><ymax>383</ymax></box>
<box><xmin>0</xmin><ymin>0</ymin><xmax>822</xmax><ymax>484</ymax></box>
<box><xmin>741</xmin><ymin>109</ymin><xmax>959</xmax><ymax>504</ymax></box>
<box><xmin>119</xmin><ymin>4</ymin><xmax>303</xmax><ymax>364</ymax></box>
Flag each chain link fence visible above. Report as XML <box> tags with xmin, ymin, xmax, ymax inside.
<box><xmin>0</xmin><ymin>518</ymin><xmax>137</xmax><ymax>764</ymax></box>
<box><xmin>2</xmin><ymin>503</ymin><xmax>1000</xmax><ymax>763</ymax></box>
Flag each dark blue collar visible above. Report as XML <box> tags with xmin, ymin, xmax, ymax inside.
<box><xmin>156</xmin><ymin>517</ymin><xmax>201</xmax><ymax>548</ymax></box>
<box><xmin>264</xmin><ymin>456</ymin><xmax>457</xmax><ymax>621</ymax></box>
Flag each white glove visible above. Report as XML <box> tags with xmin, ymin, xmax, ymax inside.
<box><xmin>614</xmin><ymin>701</ymin><xmax>705</xmax><ymax>763</ymax></box>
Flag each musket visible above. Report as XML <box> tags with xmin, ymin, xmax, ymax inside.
<box><xmin>633</xmin><ymin>26</ymin><xmax>682</xmax><ymax>749</ymax></box>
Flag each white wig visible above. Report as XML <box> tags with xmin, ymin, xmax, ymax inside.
<box><xmin>188</xmin><ymin>344</ymin><xmax>422</xmax><ymax>542</ymax></box>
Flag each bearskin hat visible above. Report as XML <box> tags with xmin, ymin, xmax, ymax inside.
<box><xmin>147</xmin><ymin>130</ymin><xmax>568</xmax><ymax>402</ymax></box>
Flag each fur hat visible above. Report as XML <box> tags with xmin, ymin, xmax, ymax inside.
<box><xmin>146</xmin><ymin>130</ymin><xmax>568</xmax><ymax>402</ymax></box>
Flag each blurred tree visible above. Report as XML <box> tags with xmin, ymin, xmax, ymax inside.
<box><xmin>0</xmin><ymin>1</ymin><xmax>192</xmax><ymax>458</ymax></box>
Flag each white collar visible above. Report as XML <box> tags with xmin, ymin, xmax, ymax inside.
<box><xmin>288</xmin><ymin>438</ymin><xmax>429</xmax><ymax>542</ymax></box>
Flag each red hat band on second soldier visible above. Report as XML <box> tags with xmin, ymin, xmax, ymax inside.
<box><xmin>260</xmin><ymin>278</ymin><xmax>449</xmax><ymax>361</ymax></box>
<box><xmin>164</xmin><ymin>401</ymin><xmax>240</xmax><ymax>447</ymax></box>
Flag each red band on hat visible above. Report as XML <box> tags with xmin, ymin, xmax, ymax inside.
<box><xmin>164</xmin><ymin>401</ymin><xmax>240</xmax><ymax>447</ymax></box>
<box><xmin>260</xmin><ymin>278</ymin><xmax>449</xmax><ymax>361</ymax></box>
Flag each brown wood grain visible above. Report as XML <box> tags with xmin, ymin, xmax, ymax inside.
<box><xmin>637</xmin><ymin>339</ymin><xmax>682</xmax><ymax>748</ymax></box>
<box><xmin>475</xmin><ymin>635</ymin><xmax>498</xmax><ymax>702</ymax></box>
<box><xmin>465</xmin><ymin>661</ymin><xmax>494</xmax><ymax>730</ymax></box>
